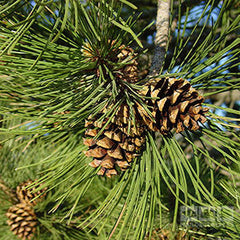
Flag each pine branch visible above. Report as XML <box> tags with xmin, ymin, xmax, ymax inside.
<box><xmin>150</xmin><ymin>0</ymin><xmax>171</xmax><ymax>76</ymax></box>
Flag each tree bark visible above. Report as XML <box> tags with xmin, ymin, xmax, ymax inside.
<box><xmin>150</xmin><ymin>0</ymin><xmax>171</xmax><ymax>76</ymax></box>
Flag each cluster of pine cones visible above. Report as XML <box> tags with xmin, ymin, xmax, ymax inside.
<box><xmin>82</xmin><ymin>41</ymin><xmax>208</xmax><ymax>177</ymax></box>
<box><xmin>6</xmin><ymin>180</ymin><xmax>46</xmax><ymax>240</ymax></box>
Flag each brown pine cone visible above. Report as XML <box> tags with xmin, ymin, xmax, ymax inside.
<box><xmin>6</xmin><ymin>203</ymin><xmax>37</xmax><ymax>240</ymax></box>
<box><xmin>16</xmin><ymin>180</ymin><xmax>47</xmax><ymax>206</ymax></box>
<box><xmin>145</xmin><ymin>228</ymin><xmax>188</xmax><ymax>240</ymax></box>
<box><xmin>137</xmin><ymin>77</ymin><xmax>208</xmax><ymax>134</ymax></box>
<box><xmin>115</xmin><ymin>43</ymin><xmax>139</xmax><ymax>83</ymax></box>
<box><xmin>83</xmin><ymin>104</ymin><xmax>146</xmax><ymax>177</ymax></box>
<box><xmin>81</xmin><ymin>40</ymin><xmax>139</xmax><ymax>83</ymax></box>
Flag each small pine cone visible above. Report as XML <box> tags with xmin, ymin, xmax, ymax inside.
<box><xmin>116</xmin><ymin>44</ymin><xmax>139</xmax><ymax>83</ymax></box>
<box><xmin>137</xmin><ymin>78</ymin><xmax>208</xmax><ymax>134</ymax></box>
<box><xmin>84</xmin><ymin>104</ymin><xmax>146</xmax><ymax>177</ymax></box>
<box><xmin>81</xmin><ymin>40</ymin><xmax>139</xmax><ymax>83</ymax></box>
<box><xmin>16</xmin><ymin>180</ymin><xmax>47</xmax><ymax>206</ymax></box>
<box><xmin>145</xmin><ymin>228</ymin><xmax>188</xmax><ymax>240</ymax></box>
<box><xmin>6</xmin><ymin>203</ymin><xmax>37</xmax><ymax>240</ymax></box>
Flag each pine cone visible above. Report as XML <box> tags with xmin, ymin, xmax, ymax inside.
<box><xmin>6</xmin><ymin>203</ymin><xmax>37</xmax><ymax>240</ymax></box>
<box><xmin>137</xmin><ymin>78</ymin><xmax>208</xmax><ymax>134</ymax></box>
<box><xmin>115</xmin><ymin>44</ymin><xmax>138</xmax><ymax>83</ymax></box>
<box><xmin>145</xmin><ymin>228</ymin><xmax>188</xmax><ymax>240</ymax></box>
<box><xmin>81</xmin><ymin>40</ymin><xmax>139</xmax><ymax>83</ymax></box>
<box><xmin>16</xmin><ymin>180</ymin><xmax>47</xmax><ymax>206</ymax></box>
<box><xmin>83</xmin><ymin>104</ymin><xmax>146</xmax><ymax>177</ymax></box>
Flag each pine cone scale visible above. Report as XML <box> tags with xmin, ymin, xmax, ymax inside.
<box><xmin>104</xmin><ymin>130</ymin><xmax>122</xmax><ymax>142</ymax></box>
<box><xmin>97</xmin><ymin>137</ymin><xmax>115</xmax><ymax>149</ymax></box>
<box><xmin>169</xmin><ymin>108</ymin><xmax>179</xmax><ymax>124</ymax></box>
<box><xmin>83</xmin><ymin>138</ymin><xmax>97</xmax><ymax>146</ymax></box>
<box><xmin>170</xmin><ymin>91</ymin><xmax>181</xmax><ymax>104</ymax></box>
<box><xmin>85</xmin><ymin>148</ymin><xmax>106</xmax><ymax>158</ymax></box>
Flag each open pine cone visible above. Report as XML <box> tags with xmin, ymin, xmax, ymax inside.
<box><xmin>83</xmin><ymin>104</ymin><xmax>146</xmax><ymax>177</ymax></box>
<box><xmin>137</xmin><ymin>77</ymin><xmax>208</xmax><ymax>134</ymax></box>
<box><xmin>6</xmin><ymin>203</ymin><xmax>37</xmax><ymax>240</ymax></box>
<box><xmin>16</xmin><ymin>180</ymin><xmax>47</xmax><ymax>206</ymax></box>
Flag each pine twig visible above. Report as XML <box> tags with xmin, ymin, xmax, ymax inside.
<box><xmin>150</xmin><ymin>0</ymin><xmax>171</xmax><ymax>76</ymax></box>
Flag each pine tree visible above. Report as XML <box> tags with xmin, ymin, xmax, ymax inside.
<box><xmin>0</xmin><ymin>0</ymin><xmax>240</xmax><ymax>239</ymax></box>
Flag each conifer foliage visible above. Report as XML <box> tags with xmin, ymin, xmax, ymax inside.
<box><xmin>0</xmin><ymin>0</ymin><xmax>240</xmax><ymax>239</ymax></box>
